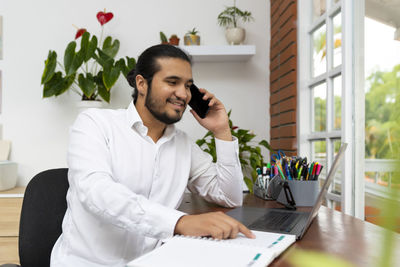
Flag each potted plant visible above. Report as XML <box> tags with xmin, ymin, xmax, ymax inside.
<box><xmin>41</xmin><ymin>10</ymin><xmax>136</xmax><ymax>106</ymax></box>
<box><xmin>196</xmin><ymin>111</ymin><xmax>272</xmax><ymax>193</ymax></box>
<box><xmin>169</xmin><ymin>34</ymin><xmax>180</xmax><ymax>46</ymax></box>
<box><xmin>160</xmin><ymin>31</ymin><xmax>169</xmax><ymax>44</ymax></box>
<box><xmin>217</xmin><ymin>0</ymin><xmax>254</xmax><ymax>45</ymax></box>
<box><xmin>184</xmin><ymin>28</ymin><xmax>200</xmax><ymax>46</ymax></box>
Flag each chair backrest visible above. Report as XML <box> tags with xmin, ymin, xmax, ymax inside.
<box><xmin>18</xmin><ymin>168</ymin><xmax>69</xmax><ymax>267</ymax></box>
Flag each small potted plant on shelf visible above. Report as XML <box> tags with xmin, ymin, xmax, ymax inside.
<box><xmin>168</xmin><ymin>34</ymin><xmax>180</xmax><ymax>46</ymax></box>
<box><xmin>217</xmin><ymin>0</ymin><xmax>254</xmax><ymax>45</ymax></box>
<box><xmin>196</xmin><ymin>111</ymin><xmax>272</xmax><ymax>193</ymax></box>
<box><xmin>160</xmin><ymin>31</ymin><xmax>169</xmax><ymax>44</ymax></box>
<box><xmin>41</xmin><ymin>9</ymin><xmax>136</xmax><ymax>107</ymax></box>
<box><xmin>184</xmin><ymin>28</ymin><xmax>200</xmax><ymax>46</ymax></box>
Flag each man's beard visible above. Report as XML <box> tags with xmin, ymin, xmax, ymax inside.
<box><xmin>145</xmin><ymin>86</ymin><xmax>185</xmax><ymax>125</ymax></box>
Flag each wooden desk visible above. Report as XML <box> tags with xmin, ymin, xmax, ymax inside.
<box><xmin>178</xmin><ymin>193</ymin><xmax>400</xmax><ymax>267</ymax></box>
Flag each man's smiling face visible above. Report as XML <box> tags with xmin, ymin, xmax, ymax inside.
<box><xmin>144</xmin><ymin>57</ymin><xmax>193</xmax><ymax>125</ymax></box>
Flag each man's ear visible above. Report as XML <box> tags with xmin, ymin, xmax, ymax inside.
<box><xmin>135</xmin><ymin>75</ymin><xmax>147</xmax><ymax>97</ymax></box>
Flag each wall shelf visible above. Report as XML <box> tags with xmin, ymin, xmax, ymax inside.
<box><xmin>179</xmin><ymin>45</ymin><xmax>256</xmax><ymax>62</ymax></box>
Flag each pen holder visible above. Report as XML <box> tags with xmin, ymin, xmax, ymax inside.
<box><xmin>276</xmin><ymin>180</ymin><xmax>319</xmax><ymax>207</ymax></box>
<box><xmin>253</xmin><ymin>174</ymin><xmax>282</xmax><ymax>200</ymax></box>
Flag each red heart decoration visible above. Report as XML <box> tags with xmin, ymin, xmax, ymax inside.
<box><xmin>97</xmin><ymin>11</ymin><xmax>113</xmax><ymax>26</ymax></box>
<box><xmin>75</xmin><ymin>28</ymin><xmax>87</xmax><ymax>40</ymax></box>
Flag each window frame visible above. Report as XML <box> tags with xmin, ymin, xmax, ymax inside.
<box><xmin>297</xmin><ymin>0</ymin><xmax>365</xmax><ymax>218</ymax></box>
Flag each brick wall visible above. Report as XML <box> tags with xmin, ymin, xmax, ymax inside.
<box><xmin>270</xmin><ymin>0</ymin><xmax>297</xmax><ymax>156</ymax></box>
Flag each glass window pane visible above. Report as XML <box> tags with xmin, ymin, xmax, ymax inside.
<box><xmin>333</xmin><ymin>75</ymin><xmax>342</xmax><ymax>130</ymax></box>
<box><xmin>313</xmin><ymin>0</ymin><xmax>326</xmax><ymax>21</ymax></box>
<box><xmin>312</xmin><ymin>140</ymin><xmax>327</xmax><ymax>179</ymax></box>
<box><xmin>313</xmin><ymin>83</ymin><xmax>327</xmax><ymax>132</ymax></box>
<box><xmin>332</xmin><ymin>139</ymin><xmax>342</xmax><ymax>194</ymax></box>
<box><xmin>312</xmin><ymin>24</ymin><xmax>327</xmax><ymax>77</ymax></box>
<box><xmin>333</xmin><ymin>13</ymin><xmax>342</xmax><ymax>68</ymax></box>
<box><xmin>365</xmin><ymin>17</ymin><xmax>400</xmax><ymax>160</ymax></box>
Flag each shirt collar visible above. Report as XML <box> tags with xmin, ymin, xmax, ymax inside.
<box><xmin>126</xmin><ymin>101</ymin><xmax>177</xmax><ymax>141</ymax></box>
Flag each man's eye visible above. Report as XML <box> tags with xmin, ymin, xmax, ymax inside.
<box><xmin>167</xmin><ymin>81</ymin><xmax>177</xmax><ymax>85</ymax></box>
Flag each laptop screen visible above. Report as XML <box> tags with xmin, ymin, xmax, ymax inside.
<box><xmin>299</xmin><ymin>143</ymin><xmax>348</xmax><ymax>238</ymax></box>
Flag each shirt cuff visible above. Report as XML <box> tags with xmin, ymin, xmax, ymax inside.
<box><xmin>215</xmin><ymin>137</ymin><xmax>240</xmax><ymax>165</ymax></box>
<box><xmin>140</xmin><ymin>201</ymin><xmax>187</xmax><ymax>240</ymax></box>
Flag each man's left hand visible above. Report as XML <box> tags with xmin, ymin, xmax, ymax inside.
<box><xmin>190</xmin><ymin>88</ymin><xmax>232</xmax><ymax>141</ymax></box>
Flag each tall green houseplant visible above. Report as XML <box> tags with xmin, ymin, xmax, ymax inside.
<box><xmin>196</xmin><ymin>111</ymin><xmax>272</xmax><ymax>192</ymax></box>
<box><xmin>41</xmin><ymin>10</ymin><xmax>136</xmax><ymax>103</ymax></box>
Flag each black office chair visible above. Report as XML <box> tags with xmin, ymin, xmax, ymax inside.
<box><xmin>1</xmin><ymin>168</ymin><xmax>69</xmax><ymax>267</ymax></box>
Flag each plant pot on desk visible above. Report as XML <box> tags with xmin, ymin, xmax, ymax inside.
<box><xmin>76</xmin><ymin>100</ymin><xmax>106</xmax><ymax>113</ymax></box>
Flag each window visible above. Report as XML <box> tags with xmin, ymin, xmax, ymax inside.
<box><xmin>298</xmin><ymin>0</ymin><xmax>365</xmax><ymax>218</ymax></box>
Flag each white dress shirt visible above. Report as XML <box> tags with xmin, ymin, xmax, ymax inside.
<box><xmin>50</xmin><ymin>101</ymin><xmax>243</xmax><ymax>267</ymax></box>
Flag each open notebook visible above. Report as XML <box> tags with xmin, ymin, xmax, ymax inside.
<box><xmin>127</xmin><ymin>231</ymin><xmax>295</xmax><ymax>267</ymax></box>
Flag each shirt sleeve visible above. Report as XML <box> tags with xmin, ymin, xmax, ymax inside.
<box><xmin>67</xmin><ymin>111</ymin><xmax>185</xmax><ymax>240</ymax></box>
<box><xmin>187</xmin><ymin>137</ymin><xmax>244</xmax><ymax>207</ymax></box>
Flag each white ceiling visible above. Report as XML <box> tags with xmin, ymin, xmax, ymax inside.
<box><xmin>366</xmin><ymin>0</ymin><xmax>400</xmax><ymax>29</ymax></box>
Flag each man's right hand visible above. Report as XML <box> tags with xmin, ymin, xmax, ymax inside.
<box><xmin>174</xmin><ymin>211</ymin><xmax>255</xmax><ymax>240</ymax></box>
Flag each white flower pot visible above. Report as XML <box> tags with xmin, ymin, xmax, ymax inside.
<box><xmin>0</xmin><ymin>161</ymin><xmax>18</xmax><ymax>191</ymax></box>
<box><xmin>225</xmin><ymin>27</ymin><xmax>246</xmax><ymax>45</ymax></box>
<box><xmin>76</xmin><ymin>100</ymin><xmax>105</xmax><ymax>113</ymax></box>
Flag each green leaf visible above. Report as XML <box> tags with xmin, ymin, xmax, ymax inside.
<box><xmin>196</xmin><ymin>139</ymin><xmax>206</xmax><ymax>147</ymax></box>
<box><xmin>64</xmin><ymin>41</ymin><xmax>84</xmax><ymax>76</ymax></box>
<box><xmin>97</xmin><ymin>83</ymin><xmax>110</xmax><ymax>103</ymax></box>
<box><xmin>102</xmin><ymin>59</ymin><xmax>121</xmax><ymax>90</ymax></box>
<box><xmin>204</xmin><ymin>131</ymin><xmax>213</xmax><ymax>138</ymax></box>
<box><xmin>160</xmin><ymin>31</ymin><xmax>168</xmax><ymax>43</ymax></box>
<box><xmin>41</xmin><ymin>51</ymin><xmax>57</xmax><ymax>84</ymax></box>
<box><xmin>259</xmin><ymin>140</ymin><xmax>272</xmax><ymax>151</ymax></box>
<box><xmin>102</xmin><ymin>36</ymin><xmax>120</xmax><ymax>58</ymax></box>
<box><xmin>244</xmin><ymin>177</ymin><xmax>253</xmax><ymax>193</ymax></box>
<box><xmin>80</xmin><ymin>32</ymin><xmax>98</xmax><ymax>62</ymax></box>
<box><xmin>78</xmin><ymin>73</ymin><xmax>96</xmax><ymax>98</ymax></box>
<box><xmin>43</xmin><ymin>72</ymin><xmax>74</xmax><ymax>97</ymax></box>
<box><xmin>237</xmin><ymin>129</ymin><xmax>249</xmax><ymax>136</ymax></box>
<box><xmin>122</xmin><ymin>56</ymin><xmax>136</xmax><ymax>77</ymax></box>
<box><xmin>94</xmin><ymin>48</ymin><xmax>113</xmax><ymax>67</ymax></box>
<box><xmin>242</xmin><ymin>133</ymin><xmax>255</xmax><ymax>142</ymax></box>
<box><xmin>56</xmin><ymin>74</ymin><xmax>75</xmax><ymax>96</ymax></box>
<box><xmin>94</xmin><ymin>72</ymin><xmax>110</xmax><ymax>103</ymax></box>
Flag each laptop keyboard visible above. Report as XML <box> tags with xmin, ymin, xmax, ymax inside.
<box><xmin>248</xmin><ymin>211</ymin><xmax>304</xmax><ymax>233</ymax></box>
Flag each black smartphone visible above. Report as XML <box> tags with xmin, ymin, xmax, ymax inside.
<box><xmin>188</xmin><ymin>84</ymin><xmax>210</xmax><ymax>119</ymax></box>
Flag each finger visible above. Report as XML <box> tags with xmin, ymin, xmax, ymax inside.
<box><xmin>238</xmin><ymin>223</ymin><xmax>256</xmax><ymax>239</ymax></box>
<box><xmin>218</xmin><ymin>220</ymin><xmax>233</xmax><ymax>239</ymax></box>
<box><xmin>209</xmin><ymin>226</ymin><xmax>224</xmax><ymax>240</ymax></box>
<box><xmin>213</xmin><ymin>213</ymin><xmax>240</xmax><ymax>239</ymax></box>
<box><xmin>215</xmin><ymin>212</ymin><xmax>255</xmax><ymax>239</ymax></box>
<box><xmin>199</xmin><ymin>88</ymin><xmax>214</xmax><ymax>100</ymax></box>
<box><xmin>208</xmin><ymin>98</ymin><xmax>217</xmax><ymax>106</ymax></box>
<box><xmin>190</xmin><ymin>109</ymin><xmax>202</xmax><ymax>121</ymax></box>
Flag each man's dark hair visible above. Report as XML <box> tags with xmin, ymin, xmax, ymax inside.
<box><xmin>126</xmin><ymin>44</ymin><xmax>192</xmax><ymax>103</ymax></box>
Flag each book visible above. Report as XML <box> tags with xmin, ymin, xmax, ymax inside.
<box><xmin>127</xmin><ymin>231</ymin><xmax>295</xmax><ymax>267</ymax></box>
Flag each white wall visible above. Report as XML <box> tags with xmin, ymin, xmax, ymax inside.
<box><xmin>0</xmin><ymin>0</ymin><xmax>270</xmax><ymax>185</ymax></box>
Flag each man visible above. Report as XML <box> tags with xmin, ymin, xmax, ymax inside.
<box><xmin>50</xmin><ymin>44</ymin><xmax>254</xmax><ymax>267</ymax></box>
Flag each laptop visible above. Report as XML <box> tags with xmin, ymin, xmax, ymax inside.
<box><xmin>227</xmin><ymin>143</ymin><xmax>348</xmax><ymax>240</ymax></box>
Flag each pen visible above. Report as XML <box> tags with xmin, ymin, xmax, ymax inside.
<box><xmin>316</xmin><ymin>165</ymin><xmax>323</xmax><ymax>179</ymax></box>
<box><xmin>246</xmin><ymin>253</ymin><xmax>262</xmax><ymax>267</ymax></box>
<box><xmin>311</xmin><ymin>162</ymin><xmax>318</xmax><ymax>180</ymax></box>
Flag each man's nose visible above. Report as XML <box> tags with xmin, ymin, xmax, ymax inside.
<box><xmin>175</xmin><ymin>85</ymin><xmax>189</xmax><ymax>101</ymax></box>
